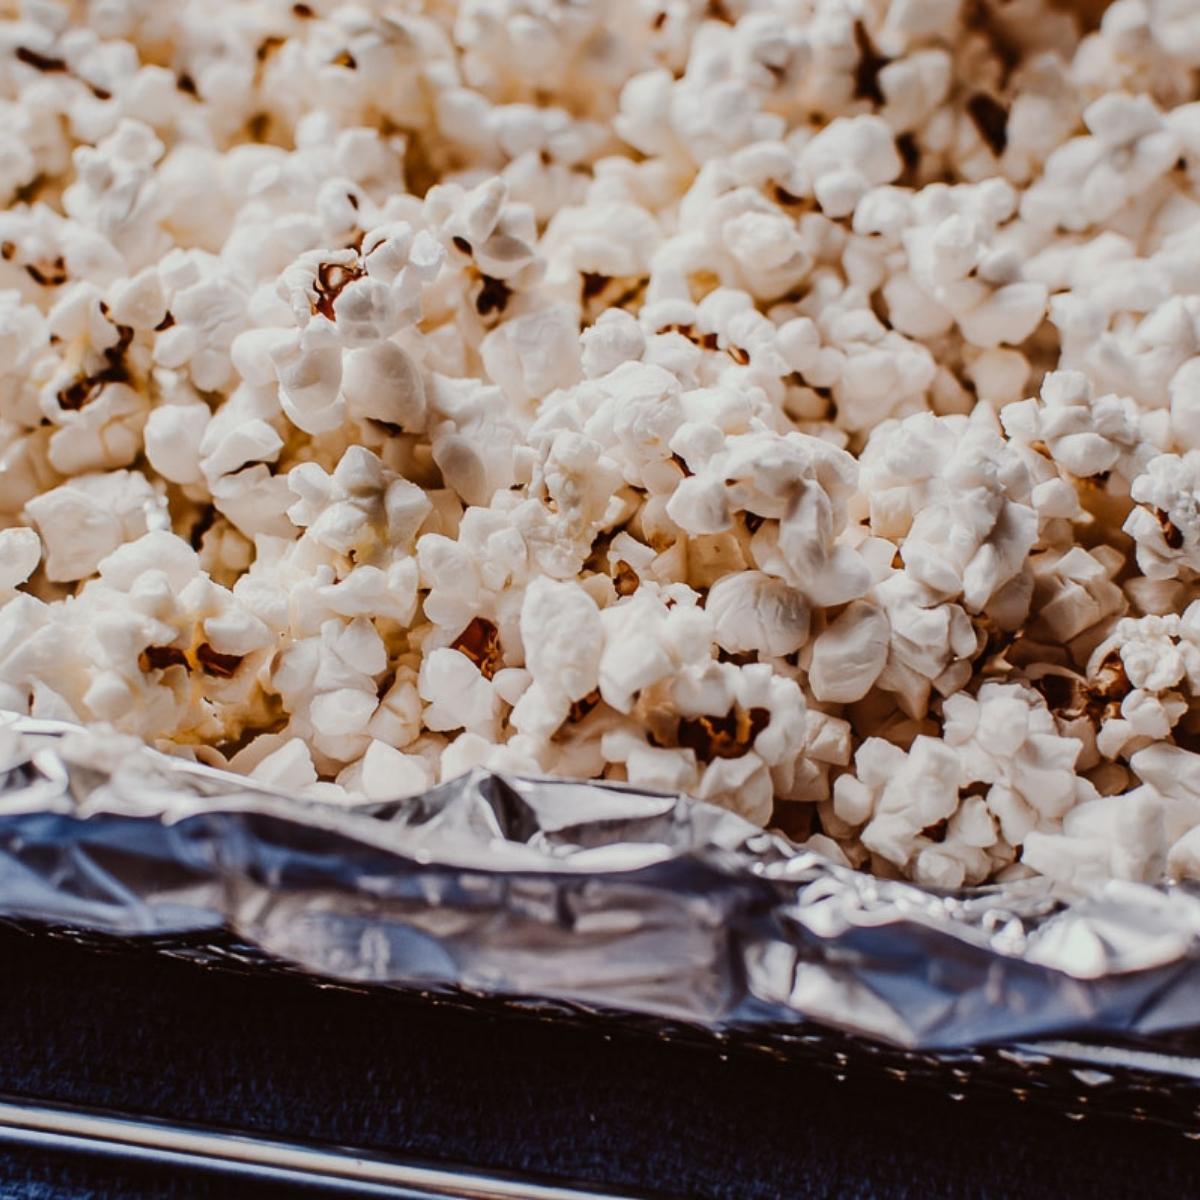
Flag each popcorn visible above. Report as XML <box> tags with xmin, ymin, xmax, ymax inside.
<box><xmin>1126</xmin><ymin>452</ymin><xmax>1200</xmax><ymax>579</ymax></box>
<box><xmin>807</xmin><ymin>601</ymin><xmax>890</xmax><ymax>704</ymax></box>
<box><xmin>4</xmin><ymin>0</ymin><xmax>1200</xmax><ymax>891</ymax></box>
<box><xmin>1022</xmin><ymin>93</ymin><xmax>1182</xmax><ymax>231</ymax></box>
<box><xmin>706</xmin><ymin>571</ymin><xmax>810</xmax><ymax>659</ymax></box>
<box><xmin>341</xmin><ymin>342</ymin><xmax>426</xmax><ymax>432</ymax></box>
<box><xmin>799</xmin><ymin>116</ymin><xmax>904</xmax><ymax>218</ymax></box>
<box><xmin>857</xmin><ymin>408</ymin><xmax>1038</xmax><ymax>617</ymax></box>
<box><xmin>419</xmin><ymin>646</ymin><xmax>501</xmax><ymax>735</ymax></box>
<box><xmin>944</xmin><ymin>681</ymin><xmax>1096</xmax><ymax>841</ymax></box>
<box><xmin>24</xmin><ymin>469</ymin><xmax>163</xmax><ymax>582</ymax></box>
<box><xmin>1083</xmin><ymin>608</ymin><xmax>1200</xmax><ymax>758</ymax></box>
<box><xmin>286</xmin><ymin>445</ymin><xmax>430</xmax><ymax>560</ymax></box>
<box><xmin>0</xmin><ymin>527</ymin><xmax>40</xmax><ymax>591</ymax></box>
<box><xmin>143</xmin><ymin>401</ymin><xmax>209</xmax><ymax>485</ymax></box>
<box><xmin>518</xmin><ymin>576</ymin><xmax>603</xmax><ymax>712</ymax></box>
<box><xmin>1002</xmin><ymin>369</ymin><xmax>1153</xmax><ymax>486</ymax></box>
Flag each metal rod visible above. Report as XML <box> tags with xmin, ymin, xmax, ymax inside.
<box><xmin>0</xmin><ymin>1097</ymin><xmax>651</xmax><ymax>1199</ymax></box>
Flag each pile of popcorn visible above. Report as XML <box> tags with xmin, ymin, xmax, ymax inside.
<box><xmin>4</xmin><ymin>0</ymin><xmax>1200</xmax><ymax>892</ymax></box>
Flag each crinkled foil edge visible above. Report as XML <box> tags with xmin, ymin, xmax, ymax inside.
<box><xmin>3</xmin><ymin>711</ymin><xmax>1200</xmax><ymax>1051</ymax></box>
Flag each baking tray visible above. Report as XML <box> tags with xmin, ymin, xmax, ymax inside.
<box><xmin>2</xmin><ymin>713</ymin><xmax>1200</xmax><ymax>1136</ymax></box>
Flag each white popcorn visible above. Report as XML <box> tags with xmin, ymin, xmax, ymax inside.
<box><xmin>143</xmin><ymin>402</ymin><xmax>209</xmax><ymax>486</ymax></box>
<box><xmin>0</xmin><ymin>527</ymin><xmax>40</xmax><ymax>591</ymax></box>
<box><xmin>251</xmin><ymin>739</ymin><xmax>319</xmax><ymax>793</ymax></box>
<box><xmin>1023</xmin><ymin>93</ymin><xmax>1182</xmax><ymax>232</ymax></box>
<box><xmin>807</xmin><ymin>602</ymin><xmax>890</xmax><ymax>704</ymax></box>
<box><xmin>944</xmin><ymin>682</ymin><xmax>1096</xmax><ymax>844</ymax></box>
<box><xmin>1028</xmin><ymin>545</ymin><xmax>1125</xmax><ymax>650</ymax></box>
<box><xmin>519</xmin><ymin>577</ymin><xmax>603</xmax><ymax>706</ymax></box>
<box><xmin>419</xmin><ymin>646</ymin><xmax>501</xmax><ymax>735</ymax></box>
<box><xmin>341</xmin><ymin>342</ymin><xmax>426</xmax><ymax>432</ymax></box>
<box><xmin>858</xmin><ymin>409</ymin><xmax>1038</xmax><ymax>616</ymax></box>
<box><xmin>352</xmin><ymin>740</ymin><xmax>433</xmax><ymax>802</ymax></box>
<box><xmin>841</xmin><ymin>735</ymin><xmax>964</xmax><ymax>878</ymax></box>
<box><xmin>2</xmin><ymin>0</ymin><xmax>1200</xmax><ymax>889</ymax></box>
<box><xmin>1022</xmin><ymin>786</ymin><xmax>1166</xmax><ymax>887</ymax></box>
<box><xmin>673</xmin><ymin>430</ymin><xmax>873</xmax><ymax>607</ymax></box>
<box><xmin>287</xmin><ymin>446</ymin><xmax>431</xmax><ymax>560</ymax></box>
<box><xmin>1084</xmin><ymin>608</ymin><xmax>1200</xmax><ymax>758</ymax></box>
<box><xmin>870</xmin><ymin>572</ymin><xmax>978</xmax><ymax>717</ymax></box>
<box><xmin>800</xmin><ymin>117</ymin><xmax>903</xmax><ymax>218</ymax></box>
<box><xmin>1002</xmin><ymin>369</ymin><xmax>1152</xmax><ymax>486</ymax></box>
<box><xmin>1126</xmin><ymin>452</ymin><xmax>1200</xmax><ymax>579</ymax></box>
<box><xmin>24</xmin><ymin>470</ymin><xmax>163</xmax><ymax>582</ymax></box>
<box><xmin>706</xmin><ymin>571</ymin><xmax>810</xmax><ymax>659</ymax></box>
<box><xmin>271</xmin><ymin>335</ymin><xmax>345</xmax><ymax>436</ymax></box>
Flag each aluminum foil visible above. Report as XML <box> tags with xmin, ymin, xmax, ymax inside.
<box><xmin>2</xmin><ymin>710</ymin><xmax>1200</xmax><ymax>1053</ymax></box>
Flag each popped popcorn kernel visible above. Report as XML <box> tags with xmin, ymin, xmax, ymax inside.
<box><xmin>2</xmin><ymin>0</ymin><xmax>1200</xmax><ymax>891</ymax></box>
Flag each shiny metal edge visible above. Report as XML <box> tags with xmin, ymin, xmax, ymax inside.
<box><xmin>0</xmin><ymin>1097</ymin><xmax>653</xmax><ymax>1200</ymax></box>
<box><xmin>1012</xmin><ymin>1040</ymin><xmax>1200</xmax><ymax>1082</ymax></box>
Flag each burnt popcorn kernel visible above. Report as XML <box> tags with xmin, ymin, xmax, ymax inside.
<box><xmin>851</xmin><ymin>20</ymin><xmax>888</xmax><ymax>106</ymax></box>
<box><xmin>24</xmin><ymin>256</ymin><xmax>67</xmax><ymax>287</ymax></box>
<box><xmin>921</xmin><ymin>817</ymin><xmax>950</xmax><ymax>844</ymax></box>
<box><xmin>256</xmin><ymin>35</ymin><xmax>286</xmax><ymax>63</ymax></box>
<box><xmin>55</xmin><ymin>325</ymin><xmax>133</xmax><ymax>411</ymax></box>
<box><xmin>613</xmin><ymin>560</ymin><xmax>639</xmax><ymax>597</ymax></box>
<box><xmin>717</xmin><ymin>648</ymin><xmax>758</xmax><ymax>667</ymax></box>
<box><xmin>658</xmin><ymin>322</ymin><xmax>720</xmax><ymax>351</ymax></box>
<box><xmin>966</xmin><ymin>92</ymin><xmax>1009</xmax><ymax>157</ymax></box>
<box><xmin>13</xmin><ymin>174</ymin><xmax>43</xmax><ymax>205</ymax></box>
<box><xmin>609</xmin><ymin>276</ymin><xmax>649</xmax><ymax>310</ymax></box>
<box><xmin>176</xmin><ymin>72</ymin><xmax>197</xmax><ymax>95</ymax></box>
<box><xmin>566</xmin><ymin>689</ymin><xmax>601</xmax><ymax>724</ymax></box>
<box><xmin>195</xmin><ymin>642</ymin><xmax>244</xmax><ymax>678</ymax></box>
<box><xmin>1080</xmin><ymin>650</ymin><xmax>1131</xmax><ymax>722</ymax></box>
<box><xmin>676</xmin><ymin>706</ymin><xmax>770</xmax><ymax>763</ymax></box>
<box><xmin>313</xmin><ymin>259</ymin><xmax>365</xmax><ymax>320</ymax></box>
<box><xmin>580</xmin><ymin>271</ymin><xmax>610</xmax><ymax>300</ymax></box>
<box><xmin>188</xmin><ymin>505</ymin><xmax>217</xmax><ymax>551</ymax></box>
<box><xmin>451</xmin><ymin>235</ymin><xmax>472</xmax><ymax>254</ymax></box>
<box><xmin>1155</xmin><ymin>507</ymin><xmax>1186</xmax><ymax>550</ymax></box>
<box><xmin>246</xmin><ymin>112</ymin><xmax>271</xmax><ymax>141</ymax></box>
<box><xmin>1031</xmin><ymin>671</ymin><xmax>1088</xmax><ymax>720</ymax></box>
<box><xmin>475</xmin><ymin>274</ymin><xmax>512</xmax><ymax>316</ymax></box>
<box><xmin>15</xmin><ymin>47</ymin><xmax>67</xmax><ymax>73</ymax></box>
<box><xmin>55</xmin><ymin>377</ymin><xmax>97</xmax><ymax>411</ymax></box>
<box><xmin>292</xmin><ymin>2</ymin><xmax>315</xmax><ymax>14</ymax></box>
<box><xmin>137</xmin><ymin>645</ymin><xmax>189</xmax><ymax>673</ymax></box>
<box><xmin>963</xmin><ymin>0</ymin><xmax>1021</xmax><ymax>83</ymax></box>
<box><xmin>450</xmin><ymin>617</ymin><xmax>504</xmax><ymax>680</ymax></box>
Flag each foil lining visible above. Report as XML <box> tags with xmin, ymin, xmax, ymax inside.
<box><xmin>2</xmin><ymin>711</ymin><xmax>1200</xmax><ymax>1052</ymax></box>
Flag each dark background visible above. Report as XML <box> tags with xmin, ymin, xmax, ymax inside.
<box><xmin>0</xmin><ymin>924</ymin><xmax>1195</xmax><ymax>1199</ymax></box>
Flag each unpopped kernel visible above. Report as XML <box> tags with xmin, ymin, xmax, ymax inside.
<box><xmin>2</xmin><ymin>0</ymin><xmax>1200</xmax><ymax>890</ymax></box>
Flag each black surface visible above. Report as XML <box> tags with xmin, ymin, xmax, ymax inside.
<box><xmin>0</xmin><ymin>926</ymin><xmax>1194</xmax><ymax>1198</ymax></box>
